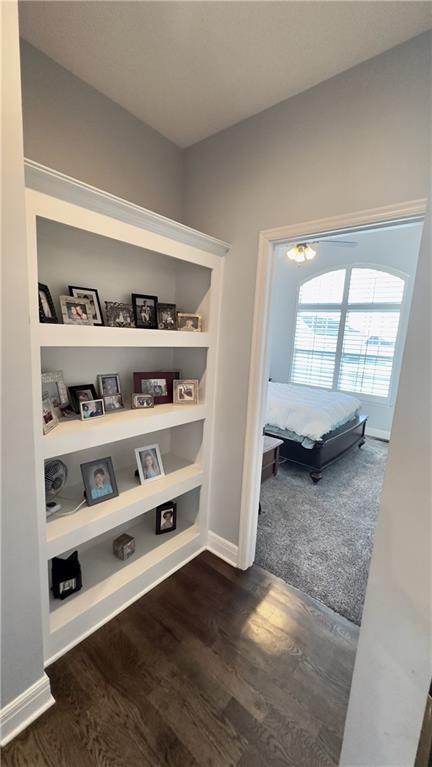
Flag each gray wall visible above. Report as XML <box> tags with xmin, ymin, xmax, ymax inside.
<box><xmin>183</xmin><ymin>32</ymin><xmax>431</xmax><ymax>544</ymax></box>
<box><xmin>1</xmin><ymin>3</ymin><xmax>45</xmax><ymax>708</ymax></box>
<box><xmin>20</xmin><ymin>41</ymin><xmax>184</xmax><ymax>221</ymax></box>
<box><xmin>269</xmin><ymin>224</ymin><xmax>422</xmax><ymax>436</ymax></box>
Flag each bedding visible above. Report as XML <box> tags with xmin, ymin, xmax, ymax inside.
<box><xmin>266</xmin><ymin>382</ymin><xmax>361</xmax><ymax>449</ymax></box>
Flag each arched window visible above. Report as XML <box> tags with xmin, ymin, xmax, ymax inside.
<box><xmin>290</xmin><ymin>267</ymin><xmax>406</xmax><ymax>398</ymax></box>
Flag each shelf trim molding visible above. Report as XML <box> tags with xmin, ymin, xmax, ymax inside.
<box><xmin>24</xmin><ymin>159</ymin><xmax>230</xmax><ymax>258</ymax></box>
<box><xmin>0</xmin><ymin>674</ymin><xmax>54</xmax><ymax>747</ymax></box>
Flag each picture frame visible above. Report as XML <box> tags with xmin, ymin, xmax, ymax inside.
<box><xmin>131</xmin><ymin>293</ymin><xmax>158</xmax><ymax>330</ymax></box>
<box><xmin>42</xmin><ymin>395</ymin><xmax>58</xmax><ymax>435</ymax></box>
<box><xmin>156</xmin><ymin>501</ymin><xmax>177</xmax><ymax>535</ymax></box>
<box><xmin>135</xmin><ymin>444</ymin><xmax>165</xmax><ymax>484</ymax></box>
<box><xmin>105</xmin><ymin>301</ymin><xmax>136</xmax><ymax>328</ymax></box>
<box><xmin>38</xmin><ymin>283</ymin><xmax>58</xmax><ymax>324</ymax></box>
<box><xmin>132</xmin><ymin>371</ymin><xmax>180</xmax><ymax>405</ymax></box>
<box><xmin>80</xmin><ymin>456</ymin><xmax>119</xmax><ymax>506</ymax></box>
<box><xmin>132</xmin><ymin>393</ymin><xmax>154</xmax><ymax>409</ymax></box>
<box><xmin>68</xmin><ymin>384</ymin><xmax>99</xmax><ymax>414</ymax></box>
<box><xmin>69</xmin><ymin>286</ymin><xmax>104</xmax><ymax>326</ymax></box>
<box><xmin>173</xmin><ymin>379</ymin><xmax>199</xmax><ymax>405</ymax></box>
<box><xmin>41</xmin><ymin>371</ymin><xmax>69</xmax><ymax>419</ymax></box>
<box><xmin>177</xmin><ymin>313</ymin><xmax>202</xmax><ymax>332</ymax></box>
<box><xmin>59</xmin><ymin>295</ymin><xmax>94</xmax><ymax>326</ymax></box>
<box><xmin>157</xmin><ymin>302</ymin><xmax>177</xmax><ymax>330</ymax></box>
<box><xmin>80</xmin><ymin>398</ymin><xmax>105</xmax><ymax>421</ymax></box>
<box><xmin>97</xmin><ymin>373</ymin><xmax>124</xmax><ymax>411</ymax></box>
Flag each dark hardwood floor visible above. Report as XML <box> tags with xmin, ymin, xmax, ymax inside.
<box><xmin>2</xmin><ymin>552</ymin><xmax>358</xmax><ymax>767</ymax></box>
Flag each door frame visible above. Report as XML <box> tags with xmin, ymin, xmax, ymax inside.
<box><xmin>237</xmin><ymin>199</ymin><xmax>427</xmax><ymax>570</ymax></box>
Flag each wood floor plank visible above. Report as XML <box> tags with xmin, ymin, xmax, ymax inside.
<box><xmin>2</xmin><ymin>552</ymin><xmax>357</xmax><ymax>767</ymax></box>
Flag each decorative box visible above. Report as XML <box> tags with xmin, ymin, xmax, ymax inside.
<box><xmin>52</xmin><ymin>551</ymin><xmax>82</xmax><ymax>600</ymax></box>
<box><xmin>113</xmin><ymin>533</ymin><xmax>135</xmax><ymax>561</ymax></box>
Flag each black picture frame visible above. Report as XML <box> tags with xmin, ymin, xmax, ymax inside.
<box><xmin>157</xmin><ymin>303</ymin><xmax>177</xmax><ymax>330</ymax></box>
<box><xmin>131</xmin><ymin>293</ymin><xmax>158</xmax><ymax>329</ymax></box>
<box><xmin>38</xmin><ymin>283</ymin><xmax>58</xmax><ymax>324</ymax></box>
<box><xmin>80</xmin><ymin>456</ymin><xmax>119</xmax><ymax>507</ymax></box>
<box><xmin>156</xmin><ymin>501</ymin><xmax>177</xmax><ymax>535</ymax></box>
<box><xmin>69</xmin><ymin>285</ymin><xmax>104</xmax><ymax>326</ymax></box>
<box><xmin>68</xmin><ymin>384</ymin><xmax>99</xmax><ymax>414</ymax></box>
<box><xmin>105</xmin><ymin>301</ymin><xmax>136</xmax><ymax>328</ymax></box>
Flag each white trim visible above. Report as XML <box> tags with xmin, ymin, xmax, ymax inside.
<box><xmin>0</xmin><ymin>674</ymin><xmax>54</xmax><ymax>746</ymax></box>
<box><xmin>207</xmin><ymin>531</ymin><xmax>239</xmax><ymax>567</ymax></box>
<box><xmin>24</xmin><ymin>159</ymin><xmax>230</xmax><ymax>258</ymax></box>
<box><xmin>238</xmin><ymin>200</ymin><xmax>427</xmax><ymax>570</ymax></box>
<box><xmin>366</xmin><ymin>426</ymin><xmax>390</xmax><ymax>441</ymax></box>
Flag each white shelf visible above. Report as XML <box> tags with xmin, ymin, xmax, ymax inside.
<box><xmin>38</xmin><ymin>323</ymin><xmax>210</xmax><ymax>348</ymax></box>
<box><xmin>46</xmin><ymin>454</ymin><xmax>204</xmax><ymax>558</ymax></box>
<box><xmin>41</xmin><ymin>403</ymin><xmax>207</xmax><ymax>458</ymax></box>
<box><xmin>49</xmin><ymin>513</ymin><xmax>200</xmax><ymax>634</ymax></box>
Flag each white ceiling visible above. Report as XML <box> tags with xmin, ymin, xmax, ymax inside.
<box><xmin>19</xmin><ymin>1</ymin><xmax>432</xmax><ymax>148</ymax></box>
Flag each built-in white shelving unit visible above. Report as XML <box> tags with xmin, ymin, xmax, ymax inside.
<box><xmin>25</xmin><ymin>160</ymin><xmax>229</xmax><ymax>664</ymax></box>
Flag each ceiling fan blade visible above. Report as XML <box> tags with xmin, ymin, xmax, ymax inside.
<box><xmin>314</xmin><ymin>240</ymin><xmax>358</xmax><ymax>248</ymax></box>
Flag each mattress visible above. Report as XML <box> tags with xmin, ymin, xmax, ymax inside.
<box><xmin>266</xmin><ymin>382</ymin><xmax>361</xmax><ymax>449</ymax></box>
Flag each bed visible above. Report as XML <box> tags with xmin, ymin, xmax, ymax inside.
<box><xmin>265</xmin><ymin>382</ymin><xmax>367</xmax><ymax>482</ymax></box>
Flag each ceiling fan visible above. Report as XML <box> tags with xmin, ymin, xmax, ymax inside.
<box><xmin>287</xmin><ymin>239</ymin><xmax>358</xmax><ymax>263</ymax></box>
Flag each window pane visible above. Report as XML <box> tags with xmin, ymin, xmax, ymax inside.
<box><xmin>291</xmin><ymin>311</ymin><xmax>340</xmax><ymax>388</ymax></box>
<box><xmin>299</xmin><ymin>269</ymin><xmax>345</xmax><ymax>304</ymax></box>
<box><xmin>348</xmin><ymin>268</ymin><xmax>404</xmax><ymax>304</ymax></box>
<box><xmin>338</xmin><ymin>311</ymin><xmax>400</xmax><ymax>397</ymax></box>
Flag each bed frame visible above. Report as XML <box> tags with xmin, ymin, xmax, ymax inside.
<box><xmin>265</xmin><ymin>414</ymin><xmax>368</xmax><ymax>483</ymax></box>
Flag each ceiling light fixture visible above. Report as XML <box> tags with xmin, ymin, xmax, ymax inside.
<box><xmin>287</xmin><ymin>242</ymin><xmax>317</xmax><ymax>263</ymax></box>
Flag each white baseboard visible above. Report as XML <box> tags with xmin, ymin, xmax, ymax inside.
<box><xmin>0</xmin><ymin>673</ymin><xmax>54</xmax><ymax>746</ymax></box>
<box><xmin>207</xmin><ymin>531</ymin><xmax>239</xmax><ymax>567</ymax></box>
<box><xmin>366</xmin><ymin>426</ymin><xmax>390</xmax><ymax>441</ymax></box>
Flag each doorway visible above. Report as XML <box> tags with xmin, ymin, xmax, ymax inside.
<box><xmin>238</xmin><ymin>201</ymin><xmax>425</xmax><ymax>625</ymax></box>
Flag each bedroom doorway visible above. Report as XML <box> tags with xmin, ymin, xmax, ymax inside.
<box><xmin>238</xmin><ymin>202</ymin><xmax>425</xmax><ymax>626</ymax></box>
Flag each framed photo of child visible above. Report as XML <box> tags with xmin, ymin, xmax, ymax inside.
<box><xmin>156</xmin><ymin>502</ymin><xmax>177</xmax><ymax>535</ymax></box>
<box><xmin>80</xmin><ymin>457</ymin><xmax>119</xmax><ymax>506</ymax></box>
<box><xmin>135</xmin><ymin>444</ymin><xmax>165</xmax><ymax>484</ymax></box>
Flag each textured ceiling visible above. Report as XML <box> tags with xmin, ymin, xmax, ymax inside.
<box><xmin>19</xmin><ymin>1</ymin><xmax>432</xmax><ymax>148</ymax></box>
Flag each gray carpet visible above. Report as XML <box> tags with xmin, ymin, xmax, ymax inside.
<box><xmin>256</xmin><ymin>438</ymin><xmax>388</xmax><ymax>625</ymax></box>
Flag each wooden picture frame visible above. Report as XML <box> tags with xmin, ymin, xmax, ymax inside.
<box><xmin>132</xmin><ymin>371</ymin><xmax>180</xmax><ymax>405</ymax></box>
<box><xmin>38</xmin><ymin>283</ymin><xmax>58</xmax><ymax>324</ymax></box>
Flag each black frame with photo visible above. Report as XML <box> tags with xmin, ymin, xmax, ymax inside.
<box><xmin>68</xmin><ymin>384</ymin><xmax>99</xmax><ymax>414</ymax></box>
<box><xmin>156</xmin><ymin>501</ymin><xmax>177</xmax><ymax>535</ymax></box>
<box><xmin>157</xmin><ymin>302</ymin><xmax>177</xmax><ymax>330</ymax></box>
<box><xmin>80</xmin><ymin>456</ymin><xmax>119</xmax><ymax>507</ymax></box>
<box><xmin>69</xmin><ymin>285</ymin><xmax>104</xmax><ymax>326</ymax></box>
<box><xmin>131</xmin><ymin>293</ymin><xmax>158</xmax><ymax>329</ymax></box>
<box><xmin>38</xmin><ymin>283</ymin><xmax>58</xmax><ymax>324</ymax></box>
<box><xmin>105</xmin><ymin>301</ymin><xmax>136</xmax><ymax>328</ymax></box>
<box><xmin>80</xmin><ymin>398</ymin><xmax>106</xmax><ymax>421</ymax></box>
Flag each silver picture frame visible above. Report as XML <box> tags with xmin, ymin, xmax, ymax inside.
<box><xmin>59</xmin><ymin>295</ymin><xmax>94</xmax><ymax>326</ymax></box>
<box><xmin>41</xmin><ymin>370</ymin><xmax>69</xmax><ymax>419</ymax></box>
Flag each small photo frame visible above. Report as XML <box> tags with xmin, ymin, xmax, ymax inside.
<box><xmin>135</xmin><ymin>444</ymin><xmax>165</xmax><ymax>484</ymax></box>
<box><xmin>68</xmin><ymin>384</ymin><xmax>99</xmax><ymax>414</ymax></box>
<box><xmin>156</xmin><ymin>501</ymin><xmax>177</xmax><ymax>535</ymax></box>
<box><xmin>133</xmin><ymin>371</ymin><xmax>179</xmax><ymax>405</ymax></box>
<box><xmin>157</xmin><ymin>303</ymin><xmax>177</xmax><ymax>330</ymax></box>
<box><xmin>177</xmin><ymin>313</ymin><xmax>202</xmax><ymax>332</ymax></box>
<box><xmin>41</xmin><ymin>371</ymin><xmax>68</xmax><ymax>419</ymax></box>
<box><xmin>38</xmin><ymin>283</ymin><xmax>58</xmax><ymax>324</ymax></box>
<box><xmin>132</xmin><ymin>393</ymin><xmax>154</xmax><ymax>409</ymax></box>
<box><xmin>80</xmin><ymin>456</ymin><xmax>119</xmax><ymax>506</ymax></box>
<box><xmin>173</xmin><ymin>379</ymin><xmax>199</xmax><ymax>405</ymax></box>
<box><xmin>69</xmin><ymin>286</ymin><xmax>104</xmax><ymax>326</ymax></box>
<box><xmin>131</xmin><ymin>293</ymin><xmax>158</xmax><ymax>329</ymax></box>
<box><xmin>42</xmin><ymin>395</ymin><xmax>58</xmax><ymax>434</ymax></box>
<box><xmin>80</xmin><ymin>398</ymin><xmax>105</xmax><ymax>420</ymax></box>
<box><xmin>97</xmin><ymin>374</ymin><xmax>124</xmax><ymax>411</ymax></box>
<box><xmin>105</xmin><ymin>301</ymin><xmax>136</xmax><ymax>328</ymax></box>
<box><xmin>59</xmin><ymin>295</ymin><xmax>94</xmax><ymax>326</ymax></box>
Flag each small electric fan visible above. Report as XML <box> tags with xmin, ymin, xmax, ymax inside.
<box><xmin>45</xmin><ymin>459</ymin><xmax>68</xmax><ymax>517</ymax></box>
